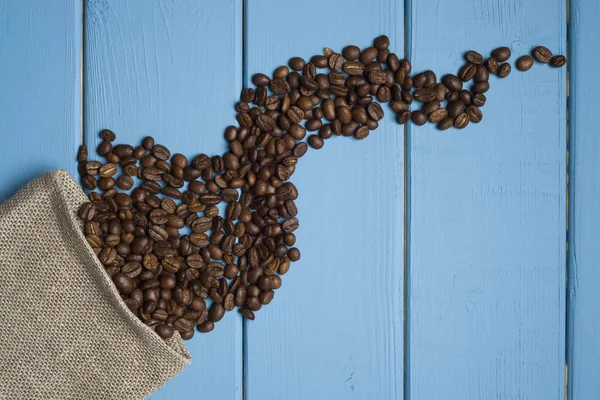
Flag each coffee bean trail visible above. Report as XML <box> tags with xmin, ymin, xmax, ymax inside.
<box><xmin>76</xmin><ymin>37</ymin><xmax>566</xmax><ymax>339</ymax></box>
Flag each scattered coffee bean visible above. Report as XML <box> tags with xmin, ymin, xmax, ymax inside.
<box><xmin>517</xmin><ymin>56</ymin><xmax>534</xmax><ymax>71</ymax></box>
<box><xmin>550</xmin><ymin>55</ymin><xmax>567</xmax><ymax>68</ymax></box>
<box><xmin>533</xmin><ymin>46</ymin><xmax>553</xmax><ymax>63</ymax></box>
<box><xmin>77</xmin><ymin>39</ymin><xmax>566</xmax><ymax>339</ymax></box>
<box><xmin>491</xmin><ymin>47</ymin><xmax>511</xmax><ymax>62</ymax></box>
<box><xmin>497</xmin><ymin>63</ymin><xmax>511</xmax><ymax>78</ymax></box>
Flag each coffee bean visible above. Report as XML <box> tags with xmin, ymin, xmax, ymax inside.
<box><xmin>414</xmin><ymin>88</ymin><xmax>437</xmax><ymax>103</ymax></box>
<box><xmin>454</xmin><ymin>113</ymin><xmax>470</xmax><ymax>129</ymax></box>
<box><xmin>342</xmin><ymin>45</ymin><xmax>360</xmax><ymax>61</ymax></box>
<box><xmin>112</xmin><ymin>272</ymin><xmax>134</xmax><ymax>294</ymax></box>
<box><xmin>474</xmin><ymin>65</ymin><xmax>489</xmax><ymax>82</ymax></box>
<box><xmin>517</xmin><ymin>56</ymin><xmax>534</xmax><ymax>71</ymax></box>
<box><xmin>491</xmin><ymin>47</ymin><xmax>510</xmax><ymax>63</ymax></box>
<box><xmin>360</xmin><ymin>47</ymin><xmax>378</xmax><ymax>64</ymax></box>
<box><xmin>447</xmin><ymin>101</ymin><xmax>465</xmax><ymax>119</ymax></box>
<box><xmin>97</xmin><ymin>140</ymin><xmax>112</xmax><ymax>157</ymax></box>
<box><xmin>156</xmin><ymin>324</ymin><xmax>174</xmax><ymax>339</ymax></box>
<box><xmin>289</xmin><ymin>57</ymin><xmax>305</xmax><ymax>71</ymax></box>
<box><xmin>473</xmin><ymin>93</ymin><xmax>486</xmax><ymax>107</ymax></box>
<box><xmin>485</xmin><ymin>57</ymin><xmax>498</xmax><ymax>74</ymax></box>
<box><xmin>459</xmin><ymin>63</ymin><xmax>477</xmax><ymax>82</ymax></box>
<box><xmin>465</xmin><ymin>105</ymin><xmax>483</xmax><ymax>123</ymax></box>
<box><xmin>308</xmin><ymin>135</ymin><xmax>324</xmax><ymax>149</ymax></box>
<box><xmin>441</xmin><ymin>74</ymin><xmax>462</xmax><ymax>92</ymax></box>
<box><xmin>239</xmin><ymin>308</ymin><xmax>255</xmax><ymax>321</ymax></box>
<box><xmin>423</xmin><ymin>70</ymin><xmax>436</xmax><ymax>88</ymax></box>
<box><xmin>497</xmin><ymin>63</ymin><xmax>511</xmax><ymax>78</ymax></box>
<box><xmin>458</xmin><ymin>90</ymin><xmax>472</xmax><ymax>105</ymax></box>
<box><xmin>413</xmin><ymin>72</ymin><xmax>426</xmax><ymax>88</ymax></box>
<box><xmin>422</xmin><ymin>101</ymin><xmax>440</xmax><ymax>114</ymax></box>
<box><xmin>533</xmin><ymin>46</ymin><xmax>553</xmax><ymax>63</ymax></box>
<box><xmin>472</xmin><ymin>81</ymin><xmax>490</xmax><ymax>93</ymax></box>
<box><xmin>465</xmin><ymin>50</ymin><xmax>483</xmax><ymax>64</ymax></box>
<box><xmin>429</xmin><ymin>108</ymin><xmax>448</xmax><ymax>123</ymax></box>
<box><xmin>328</xmin><ymin>53</ymin><xmax>344</xmax><ymax>70</ymax></box>
<box><xmin>397</xmin><ymin>110</ymin><xmax>411</xmax><ymax>125</ymax></box>
<box><xmin>550</xmin><ymin>55</ymin><xmax>567</xmax><ymax>68</ymax></box>
<box><xmin>197</xmin><ymin>320</ymin><xmax>215</xmax><ymax>333</ymax></box>
<box><xmin>78</xmin><ymin>202</ymin><xmax>95</xmax><ymax>221</ymax></box>
<box><xmin>437</xmin><ymin>117</ymin><xmax>454</xmax><ymax>131</ymax></box>
<box><xmin>100</xmin><ymin>129</ymin><xmax>117</xmax><ymax>142</ymax></box>
<box><xmin>374</xmin><ymin>35</ymin><xmax>390</xmax><ymax>50</ymax></box>
<box><xmin>367</xmin><ymin>103</ymin><xmax>384</xmax><ymax>121</ymax></box>
<box><xmin>411</xmin><ymin>110</ymin><xmax>427</xmax><ymax>126</ymax></box>
<box><xmin>113</xmin><ymin>144</ymin><xmax>133</xmax><ymax>159</ymax></box>
<box><xmin>311</xmin><ymin>55</ymin><xmax>328</xmax><ymax>68</ymax></box>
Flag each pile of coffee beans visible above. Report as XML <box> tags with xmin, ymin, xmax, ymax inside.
<box><xmin>76</xmin><ymin>36</ymin><xmax>566</xmax><ymax>340</ymax></box>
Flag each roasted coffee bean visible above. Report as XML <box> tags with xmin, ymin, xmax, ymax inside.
<box><xmin>473</xmin><ymin>93</ymin><xmax>486</xmax><ymax>107</ymax></box>
<box><xmin>367</xmin><ymin>103</ymin><xmax>384</xmax><ymax>121</ymax></box>
<box><xmin>485</xmin><ymin>57</ymin><xmax>498</xmax><ymax>74</ymax></box>
<box><xmin>459</xmin><ymin>63</ymin><xmax>477</xmax><ymax>82</ymax></box>
<box><xmin>492</xmin><ymin>46</ymin><xmax>511</xmax><ymax>62</ymax></box>
<box><xmin>447</xmin><ymin>101</ymin><xmax>465</xmax><ymax>119</ymax></box>
<box><xmin>423</xmin><ymin>70</ymin><xmax>436</xmax><ymax>88</ymax></box>
<box><xmin>97</xmin><ymin>140</ymin><xmax>112</xmax><ymax>156</ymax></box>
<box><xmin>78</xmin><ymin>202</ymin><xmax>96</xmax><ymax>221</ymax></box>
<box><xmin>100</xmin><ymin>129</ymin><xmax>117</xmax><ymax>142</ymax></box>
<box><xmin>550</xmin><ymin>55</ymin><xmax>567</xmax><ymax>68</ymax></box>
<box><xmin>437</xmin><ymin>117</ymin><xmax>454</xmax><ymax>131</ymax></box>
<box><xmin>411</xmin><ymin>111</ymin><xmax>427</xmax><ymax>126</ymax></box>
<box><xmin>434</xmin><ymin>83</ymin><xmax>447</xmax><ymax>101</ymax></box>
<box><xmin>197</xmin><ymin>320</ymin><xmax>215</xmax><ymax>333</ymax></box>
<box><xmin>474</xmin><ymin>65</ymin><xmax>489</xmax><ymax>82</ymax></box>
<box><xmin>517</xmin><ymin>55</ymin><xmax>534</xmax><ymax>71</ymax></box>
<box><xmin>112</xmin><ymin>272</ymin><xmax>134</xmax><ymax>294</ymax></box>
<box><xmin>458</xmin><ymin>90</ymin><xmax>472</xmax><ymax>105</ymax></box>
<box><xmin>113</xmin><ymin>144</ymin><xmax>133</xmax><ymax>159</ymax></box>
<box><xmin>414</xmin><ymin>88</ymin><xmax>437</xmax><ymax>103</ymax></box>
<box><xmin>397</xmin><ymin>110</ymin><xmax>411</xmax><ymax>125</ymax></box>
<box><xmin>472</xmin><ymin>81</ymin><xmax>489</xmax><ymax>93</ymax></box>
<box><xmin>156</xmin><ymin>324</ymin><xmax>174</xmax><ymax>339</ymax></box>
<box><xmin>374</xmin><ymin>34</ymin><xmax>390</xmax><ymax>50</ymax></box>
<box><xmin>454</xmin><ymin>113</ymin><xmax>470</xmax><ymax>129</ymax></box>
<box><xmin>465</xmin><ymin>105</ymin><xmax>483</xmax><ymax>123</ymax></box>
<box><xmin>308</xmin><ymin>135</ymin><xmax>324</xmax><ymax>149</ymax></box>
<box><xmin>422</xmin><ymin>101</ymin><xmax>440</xmax><ymax>114</ymax></box>
<box><xmin>209</xmin><ymin>303</ymin><xmax>225</xmax><ymax>322</ymax></box>
<box><xmin>533</xmin><ymin>46</ymin><xmax>553</xmax><ymax>63</ymax></box>
<box><xmin>497</xmin><ymin>63</ymin><xmax>511</xmax><ymax>78</ymax></box>
<box><xmin>442</xmin><ymin>74</ymin><xmax>462</xmax><ymax>91</ymax></box>
<box><xmin>429</xmin><ymin>108</ymin><xmax>448</xmax><ymax>123</ymax></box>
<box><xmin>465</xmin><ymin>50</ymin><xmax>483</xmax><ymax>64</ymax></box>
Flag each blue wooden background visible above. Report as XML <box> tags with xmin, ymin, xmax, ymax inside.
<box><xmin>0</xmin><ymin>0</ymin><xmax>593</xmax><ymax>399</ymax></box>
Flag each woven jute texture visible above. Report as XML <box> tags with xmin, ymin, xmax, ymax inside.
<box><xmin>0</xmin><ymin>169</ymin><xmax>191</xmax><ymax>399</ymax></box>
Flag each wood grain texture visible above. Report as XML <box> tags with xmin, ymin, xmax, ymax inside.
<box><xmin>407</xmin><ymin>0</ymin><xmax>567</xmax><ymax>399</ymax></box>
<box><xmin>0</xmin><ymin>0</ymin><xmax>81</xmax><ymax>200</ymax></box>
<box><xmin>243</xmin><ymin>1</ymin><xmax>404</xmax><ymax>399</ymax></box>
<box><xmin>567</xmin><ymin>0</ymin><xmax>600</xmax><ymax>398</ymax></box>
<box><xmin>84</xmin><ymin>1</ymin><xmax>243</xmax><ymax>398</ymax></box>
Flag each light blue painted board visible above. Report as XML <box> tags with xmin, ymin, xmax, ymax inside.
<box><xmin>0</xmin><ymin>0</ymin><xmax>81</xmax><ymax>200</ymax></box>
<box><xmin>407</xmin><ymin>0</ymin><xmax>567</xmax><ymax>399</ymax></box>
<box><xmin>244</xmin><ymin>1</ymin><xmax>404</xmax><ymax>399</ymax></box>
<box><xmin>567</xmin><ymin>0</ymin><xmax>600</xmax><ymax>398</ymax></box>
<box><xmin>84</xmin><ymin>1</ymin><xmax>243</xmax><ymax>398</ymax></box>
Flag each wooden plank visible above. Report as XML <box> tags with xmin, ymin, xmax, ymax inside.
<box><xmin>407</xmin><ymin>0</ymin><xmax>567</xmax><ymax>398</ymax></box>
<box><xmin>84</xmin><ymin>1</ymin><xmax>243</xmax><ymax>398</ymax></box>
<box><xmin>567</xmin><ymin>0</ymin><xmax>600</xmax><ymax>398</ymax></box>
<box><xmin>243</xmin><ymin>1</ymin><xmax>404</xmax><ymax>399</ymax></box>
<box><xmin>0</xmin><ymin>0</ymin><xmax>81</xmax><ymax>200</ymax></box>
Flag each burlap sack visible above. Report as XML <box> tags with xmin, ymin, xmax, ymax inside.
<box><xmin>0</xmin><ymin>169</ymin><xmax>191</xmax><ymax>399</ymax></box>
